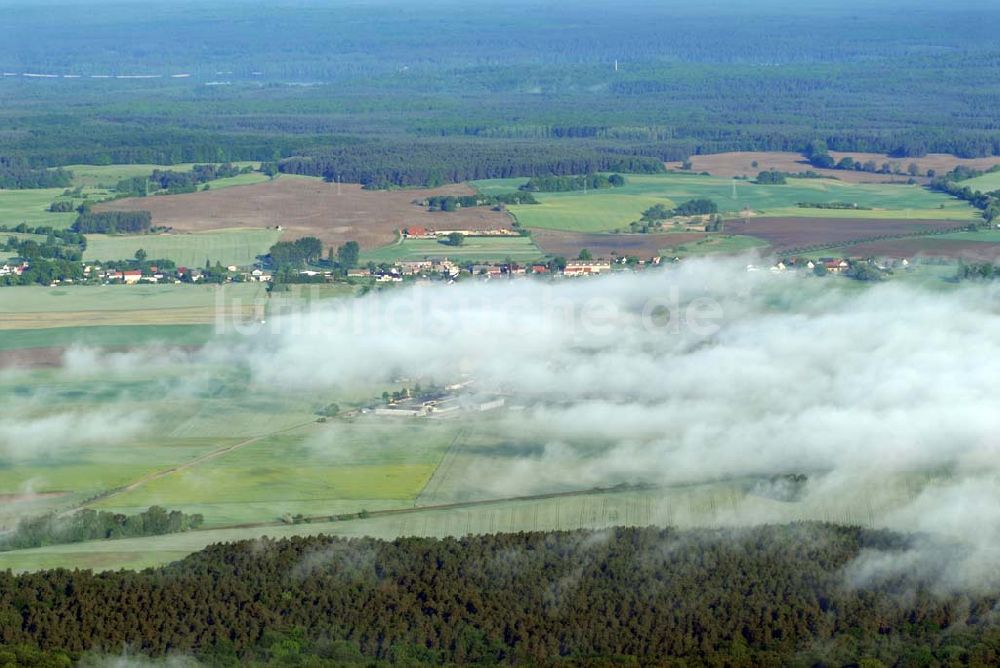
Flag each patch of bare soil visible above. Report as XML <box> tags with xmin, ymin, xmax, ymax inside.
<box><xmin>96</xmin><ymin>177</ymin><xmax>514</xmax><ymax>249</ymax></box>
<box><xmin>726</xmin><ymin>217</ymin><xmax>963</xmax><ymax>252</ymax></box>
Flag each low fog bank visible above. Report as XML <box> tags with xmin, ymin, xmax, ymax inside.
<box><xmin>236</xmin><ymin>257</ymin><xmax>1000</xmax><ymax>588</ymax></box>
<box><xmin>3</xmin><ymin>256</ymin><xmax>998</xmax><ymax>589</ymax></box>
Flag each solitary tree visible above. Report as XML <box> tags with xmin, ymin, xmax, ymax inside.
<box><xmin>337</xmin><ymin>240</ymin><xmax>360</xmax><ymax>268</ymax></box>
<box><xmin>134</xmin><ymin>248</ymin><xmax>147</xmax><ymax>262</ymax></box>
<box><xmin>447</xmin><ymin>232</ymin><xmax>464</xmax><ymax>247</ymax></box>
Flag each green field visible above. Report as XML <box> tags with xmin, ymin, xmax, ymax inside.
<box><xmin>0</xmin><ymin>283</ymin><xmax>263</xmax><ymax>314</ymax></box>
<box><xmin>362</xmin><ymin>235</ymin><xmax>545</xmax><ymax>262</ymax></box>
<box><xmin>0</xmin><ymin>324</ymin><xmax>216</xmax><ymax>351</ymax></box>
<box><xmin>65</xmin><ymin>162</ymin><xmax>261</xmax><ymax>188</ymax></box>
<box><xmin>0</xmin><ymin>187</ymin><xmax>112</xmax><ymax>229</ymax></box>
<box><xmin>84</xmin><ymin>228</ymin><xmax>281</xmax><ymax>266</ymax></box>
<box><xmin>661</xmin><ymin>234</ymin><xmax>769</xmax><ymax>258</ymax></box>
<box><xmin>960</xmin><ymin>171</ymin><xmax>1000</xmax><ymax>193</ymax></box>
<box><xmin>473</xmin><ymin>174</ymin><xmax>977</xmax><ymax>233</ymax></box>
<box><xmin>0</xmin><ymin>283</ymin><xmax>265</xmax><ymax>334</ymax></box>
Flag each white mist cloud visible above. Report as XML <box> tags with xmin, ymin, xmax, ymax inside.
<box><xmin>0</xmin><ymin>408</ymin><xmax>149</xmax><ymax>461</ymax></box>
<box><xmin>224</xmin><ymin>258</ymin><xmax>1000</xmax><ymax>588</ymax></box>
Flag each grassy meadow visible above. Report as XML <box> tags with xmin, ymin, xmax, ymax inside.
<box><xmin>83</xmin><ymin>228</ymin><xmax>281</xmax><ymax>266</ymax></box>
<box><xmin>0</xmin><ymin>187</ymin><xmax>112</xmax><ymax>229</ymax></box>
<box><xmin>960</xmin><ymin>171</ymin><xmax>1000</xmax><ymax>193</ymax></box>
<box><xmin>362</xmin><ymin>235</ymin><xmax>544</xmax><ymax>263</ymax></box>
<box><xmin>65</xmin><ymin>162</ymin><xmax>262</xmax><ymax>189</ymax></box>
<box><xmin>473</xmin><ymin>174</ymin><xmax>977</xmax><ymax>233</ymax></box>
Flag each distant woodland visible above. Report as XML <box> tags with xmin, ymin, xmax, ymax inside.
<box><xmin>2</xmin><ymin>1</ymin><xmax>1000</xmax><ymax>187</ymax></box>
<box><xmin>3</xmin><ymin>524</ymin><xmax>1000</xmax><ymax>666</ymax></box>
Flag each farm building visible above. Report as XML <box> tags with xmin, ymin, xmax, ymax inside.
<box><xmin>563</xmin><ymin>260</ymin><xmax>612</xmax><ymax>276</ymax></box>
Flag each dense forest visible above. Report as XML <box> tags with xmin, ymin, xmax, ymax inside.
<box><xmin>2</xmin><ymin>524</ymin><xmax>999</xmax><ymax>666</ymax></box>
<box><xmin>1</xmin><ymin>2</ymin><xmax>1000</xmax><ymax>187</ymax></box>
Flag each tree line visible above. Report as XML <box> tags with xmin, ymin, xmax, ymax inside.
<box><xmin>423</xmin><ymin>192</ymin><xmax>537</xmax><ymax>211</ymax></box>
<box><xmin>2</xmin><ymin>523</ymin><xmax>1000</xmax><ymax>665</ymax></box>
<box><xmin>519</xmin><ymin>173</ymin><xmax>626</xmax><ymax>193</ymax></box>
<box><xmin>72</xmin><ymin>210</ymin><xmax>152</xmax><ymax>234</ymax></box>
<box><xmin>278</xmin><ymin>142</ymin><xmax>661</xmax><ymax>189</ymax></box>
<box><xmin>115</xmin><ymin>163</ymin><xmax>255</xmax><ymax>197</ymax></box>
<box><xmin>0</xmin><ymin>159</ymin><xmax>72</xmax><ymax>189</ymax></box>
<box><xmin>1</xmin><ymin>506</ymin><xmax>204</xmax><ymax>551</ymax></box>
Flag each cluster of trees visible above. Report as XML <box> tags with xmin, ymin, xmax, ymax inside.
<box><xmin>797</xmin><ymin>202</ymin><xmax>872</xmax><ymax>210</ymax></box>
<box><xmin>0</xmin><ymin>258</ymin><xmax>84</xmax><ymax>286</ymax></box>
<box><xmin>267</xmin><ymin>237</ymin><xmax>324</xmax><ymax>268</ymax></box>
<box><xmin>957</xmin><ymin>262</ymin><xmax>1000</xmax><ymax>281</ymax></box>
<box><xmin>3</xmin><ymin>524</ymin><xmax>1000</xmax><ymax>665</ymax></box>
<box><xmin>1</xmin><ymin>506</ymin><xmax>204</xmax><ymax>551</ymax></box>
<box><xmin>805</xmin><ymin>141</ymin><xmax>927</xmax><ymax>178</ymax></box>
<box><xmin>115</xmin><ymin>163</ymin><xmax>253</xmax><ymax>197</ymax></box>
<box><xmin>0</xmin><ymin>159</ymin><xmax>72</xmax><ymax>189</ymax></box>
<box><xmin>519</xmin><ymin>173</ymin><xmax>626</xmax><ymax>193</ymax></box>
<box><xmin>641</xmin><ymin>199</ymin><xmax>719</xmax><ymax>222</ymax></box>
<box><xmin>72</xmin><ymin>210</ymin><xmax>152</xmax><ymax>234</ymax></box>
<box><xmin>2</xmin><ymin>230</ymin><xmax>85</xmax><ymax>262</ymax></box>
<box><xmin>423</xmin><ymin>192</ymin><xmax>537</xmax><ymax>211</ymax></box>
<box><xmin>267</xmin><ymin>238</ymin><xmax>360</xmax><ymax>280</ymax></box>
<box><xmin>756</xmin><ymin>170</ymin><xmax>788</xmax><ymax>185</ymax></box>
<box><xmin>47</xmin><ymin>200</ymin><xmax>76</xmax><ymax>212</ymax></box>
<box><xmin>673</xmin><ymin>198</ymin><xmax>718</xmax><ymax>216</ymax></box>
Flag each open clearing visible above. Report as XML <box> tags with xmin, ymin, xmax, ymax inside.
<box><xmin>362</xmin><ymin>236</ymin><xmax>543</xmax><ymax>263</ymax></box>
<box><xmin>95</xmin><ymin>175</ymin><xmax>514</xmax><ymax>250</ymax></box>
<box><xmin>65</xmin><ymin>162</ymin><xmax>261</xmax><ymax>189</ymax></box>
<box><xmin>960</xmin><ymin>171</ymin><xmax>1000</xmax><ymax>193</ymax></box>
<box><xmin>474</xmin><ymin>173</ymin><xmax>974</xmax><ymax>234</ymax></box>
<box><xmin>666</xmin><ymin>151</ymin><xmax>1000</xmax><ymax>184</ymax></box>
<box><xmin>0</xmin><ymin>187</ymin><xmax>112</xmax><ymax>229</ymax></box>
<box><xmin>84</xmin><ymin>228</ymin><xmax>281</xmax><ymax>266</ymax></box>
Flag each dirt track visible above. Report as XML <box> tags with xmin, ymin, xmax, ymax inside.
<box><xmin>96</xmin><ymin>177</ymin><xmax>514</xmax><ymax>250</ymax></box>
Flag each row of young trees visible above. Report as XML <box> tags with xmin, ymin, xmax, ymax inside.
<box><xmin>71</xmin><ymin>210</ymin><xmax>152</xmax><ymax>234</ymax></box>
<box><xmin>1</xmin><ymin>506</ymin><xmax>204</xmax><ymax>551</ymax></box>
<box><xmin>2</xmin><ymin>523</ymin><xmax>1000</xmax><ymax>665</ymax></box>
<box><xmin>423</xmin><ymin>192</ymin><xmax>537</xmax><ymax>211</ymax></box>
<box><xmin>519</xmin><ymin>173</ymin><xmax>626</xmax><ymax>192</ymax></box>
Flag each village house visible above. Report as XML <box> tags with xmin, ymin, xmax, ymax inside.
<box><xmin>823</xmin><ymin>259</ymin><xmax>850</xmax><ymax>273</ymax></box>
<box><xmin>0</xmin><ymin>263</ymin><xmax>27</xmax><ymax>277</ymax></box>
<box><xmin>346</xmin><ymin>268</ymin><xmax>371</xmax><ymax>278</ymax></box>
<box><xmin>122</xmin><ymin>270</ymin><xmax>143</xmax><ymax>284</ymax></box>
<box><xmin>250</xmin><ymin>268</ymin><xmax>272</xmax><ymax>282</ymax></box>
<box><xmin>402</xmin><ymin>226</ymin><xmax>435</xmax><ymax>239</ymax></box>
<box><xmin>563</xmin><ymin>259</ymin><xmax>612</xmax><ymax>276</ymax></box>
<box><xmin>398</xmin><ymin>260</ymin><xmax>435</xmax><ymax>275</ymax></box>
